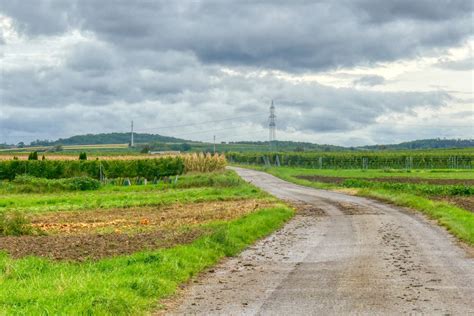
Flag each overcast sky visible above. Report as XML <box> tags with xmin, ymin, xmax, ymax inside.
<box><xmin>1</xmin><ymin>0</ymin><xmax>473</xmax><ymax>146</ymax></box>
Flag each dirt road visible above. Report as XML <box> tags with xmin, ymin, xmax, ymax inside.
<box><xmin>168</xmin><ymin>167</ymin><xmax>474</xmax><ymax>315</ymax></box>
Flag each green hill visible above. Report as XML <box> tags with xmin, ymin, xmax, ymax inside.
<box><xmin>30</xmin><ymin>133</ymin><xmax>189</xmax><ymax>146</ymax></box>
<box><xmin>359</xmin><ymin>138</ymin><xmax>474</xmax><ymax>151</ymax></box>
<box><xmin>22</xmin><ymin>135</ymin><xmax>474</xmax><ymax>153</ymax></box>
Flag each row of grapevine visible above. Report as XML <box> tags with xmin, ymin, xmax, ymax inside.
<box><xmin>0</xmin><ymin>157</ymin><xmax>185</xmax><ymax>180</ymax></box>
<box><xmin>226</xmin><ymin>152</ymin><xmax>474</xmax><ymax>169</ymax></box>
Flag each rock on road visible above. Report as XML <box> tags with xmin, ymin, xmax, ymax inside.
<box><xmin>168</xmin><ymin>167</ymin><xmax>474</xmax><ymax>315</ymax></box>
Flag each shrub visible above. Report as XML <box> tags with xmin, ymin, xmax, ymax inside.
<box><xmin>28</xmin><ymin>151</ymin><xmax>38</xmax><ymax>160</ymax></box>
<box><xmin>68</xmin><ymin>176</ymin><xmax>101</xmax><ymax>190</ymax></box>
<box><xmin>79</xmin><ymin>152</ymin><xmax>88</xmax><ymax>160</ymax></box>
<box><xmin>0</xmin><ymin>211</ymin><xmax>35</xmax><ymax>236</ymax></box>
<box><xmin>9</xmin><ymin>175</ymin><xmax>101</xmax><ymax>193</ymax></box>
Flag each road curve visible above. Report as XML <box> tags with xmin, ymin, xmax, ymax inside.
<box><xmin>168</xmin><ymin>167</ymin><xmax>474</xmax><ymax>315</ymax></box>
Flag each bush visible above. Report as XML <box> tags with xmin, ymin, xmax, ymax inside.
<box><xmin>0</xmin><ymin>211</ymin><xmax>35</xmax><ymax>236</ymax></box>
<box><xmin>8</xmin><ymin>175</ymin><xmax>101</xmax><ymax>193</ymax></box>
<box><xmin>28</xmin><ymin>151</ymin><xmax>38</xmax><ymax>160</ymax></box>
<box><xmin>68</xmin><ymin>176</ymin><xmax>101</xmax><ymax>190</ymax></box>
<box><xmin>79</xmin><ymin>152</ymin><xmax>87</xmax><ymax>160</ymax></box>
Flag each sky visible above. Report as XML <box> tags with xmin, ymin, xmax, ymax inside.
<box><xmin>0</xmin><ymin>0</ymin><xmax>473</xmax><ymax>146</ymax></box>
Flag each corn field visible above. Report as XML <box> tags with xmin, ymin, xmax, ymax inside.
<box><xmin>182</xmin><ymin>153</ymin><xmax>227</xmax><ymax>172</ymax></box>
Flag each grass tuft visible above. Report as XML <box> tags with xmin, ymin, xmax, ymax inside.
<box><xmin>0</xmin><ymin>211</ymin><xmax>36</xmax><ymax>236</ymax></box>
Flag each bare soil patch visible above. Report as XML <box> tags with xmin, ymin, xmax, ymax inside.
<box><xmin>335</xmin><ymin>201</ymin><xmax>382</xmax><ymax>215</ymax></box>
<box><xmin>30</xmin><ymin>200</ymin><xmax>272</xmax><ymax>234</ymax></box>
<box><xmin>433</xmin><ymin>196</ymin><xmax>474</xmax><ymax>213</ymax></box>
<box><xmin>0</xmin><ymin>228</ymin><xmax>204</xmax><ymax>261</ymax></box>
<box><xmin>297</xmin><ymin>175</ymin><xmax>474</xmax><ymax>186</ymax></box>
<box><xmin>0</xmin><ymin>200</ymin><xmax>274</xmax><ymax>261</ymax></box>
<box><xmin>288</xmin><ymin>201</ymin><xmax>327</xmax><ymax>217</ymax></box>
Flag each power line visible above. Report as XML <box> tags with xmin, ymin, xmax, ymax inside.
<box><xmin>135</xmin><ymin>113</ymin><xmax>266</xmax><ymax>132</ymax></box>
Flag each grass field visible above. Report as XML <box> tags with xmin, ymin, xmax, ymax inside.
<box><xmin>241</xmin><ymin>166</ymin><xmax>474</xmax><ymax>245</ymax></box>
<box><xmin>0</xmin><ymin>170</ymin><xmax>294</xmax><ymax>314</ymax></box>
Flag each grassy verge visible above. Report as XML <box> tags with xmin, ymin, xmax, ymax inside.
<box><xmin>238</xmin><ymin>166</ymin><xmax>474</xmax><ymax>245</ymax></box>
<box><xmin>0</xmin><ymin>206</ymin><xmax>294</xmax><ymax>314</ymax></box>
<box><xmin>234</xmin><ymin>165</ymin><xmax>474</xmax><ymax>180</ymax></box>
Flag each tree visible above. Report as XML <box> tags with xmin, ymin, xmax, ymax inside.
<box><xmin>17</xmin><ymin>142</ymin><xmax>25</xmax><ymax>148</ymax></box>
<box><xmin>169</xmin><ymin>143</ymin><xmax>192</xmax><ymax>152</ymax></box>
<box><xmin>79</xmin><ymin>152</ymin><xmax>87</xmax><ymax>160</ymax></box>
<box><xmin>28</xmin><ymin>151</ymin><xmax>38</xmax><ymax>160</ymax></box>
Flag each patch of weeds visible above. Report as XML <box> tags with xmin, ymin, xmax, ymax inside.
<box><xmin>0</xmin><ymin>211</ymin><xmax>39</xmax><ymax>236</ymax></box>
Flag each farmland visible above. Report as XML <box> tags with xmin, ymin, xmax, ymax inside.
<box><xmin>1</xmin><ymin>149</ymin><xmax>473</xmax><ymax>313</ymax></box>
<box><xmin>0</xmin><ymin>155</ymin><xmax>293</xmax><ymax>314</ymax></box>
<box><xmin>227</xmin><ymin>148</ymin><xmax>474</xmax><ymax>169</ymax></box>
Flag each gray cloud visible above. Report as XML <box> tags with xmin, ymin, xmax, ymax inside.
<box><xmin>435</xmin><ymin>56</ymin><xmax>474</xmax><ymax>71</ymax></box>
<box><xmin>2</xmin><ymin>1</ymin><xmax>472</xmax><ymax>72</ymax></box>
<box><xmin>0</xmin><ymin>63</ymin><xmax>451</xmax><ymax>144</ymax></box>
<box><xmin>0</xmin><ymin>0</ymin><xmax>471</xmax><ymax>145</ymax></box>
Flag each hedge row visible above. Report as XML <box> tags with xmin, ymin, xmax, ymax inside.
<box><xmin>0</xmin><ymin>158</ymin><xmax>184</xmax><ymax>180</ymax></box>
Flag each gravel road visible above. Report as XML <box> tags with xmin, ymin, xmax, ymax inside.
<box><xmin>168</xmin><ymin>167</ymin><xmax>474</xmax><ymax>315</ymax></box>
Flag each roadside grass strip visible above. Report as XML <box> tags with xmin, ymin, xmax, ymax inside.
<box><xmin>0</xmin><ymin>206</ymin><xmax>294</xmax><ymax>315</ymax></box>
<box><xmin>357</xmin><ymin>189</ymin><xmax>474</xmax><ymax>245</ymax></box>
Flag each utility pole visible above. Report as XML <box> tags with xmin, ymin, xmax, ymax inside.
<box><xmin>213</xmin><ymin>135</ymin><xmax>216</xmax><ymax>154</ymax></box>
<box><xmin>130</xmin><ymin>120</ymin><xmax>134</xmax><ymax>147</ymax></box>
<box><xmin>269</xmin><ymin>100</ymin><xmax>276</xmax><ymax>151</ymax></box>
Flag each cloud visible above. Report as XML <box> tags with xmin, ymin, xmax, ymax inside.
<box><xmin>0</xmin><ymin>0</ymin><xmax>471</xmax><ymax>145</ymax></box>
<box><xmin>435</xmin><ymin>56</ymin><xmax>474</xmax><ymax>71</ymax></box>
<box><xmin>2</xmin><ymin>1</ymin><xmax>472</xmax><ymax>72</ymax></box>
<box><xmin>0</xmin><ymin>62</ymin><xmax>451</xmax><ymax>144</ymax></box>
<box><xmin>353</xmin><ymin>75</ymin><xmax>386</xmax><ymax>86</ymax></box>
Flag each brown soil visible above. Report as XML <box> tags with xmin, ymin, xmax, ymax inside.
<box><xmin>433</xmin><ymin>196</ymin><xmax>474</xmax><ymax>213</ymax></box>
<box><xmin>30</xmin><ymin>200</ymin><xmax>272</xmax><ymax>234</ymax></box>
<box><xmin>335</xmin><ymin>202</ymin><xmax>382</xmax><ymax>215</ymax></box>
<box><xmin>0</xmin><ymin>199</ymin><xmax>274</xmax><ymax>261</ymax></box>
<box><xmin>0</xmin><ymin>228</ymin><xmax>204</xmax><ymax>261</ymax></box>
<box><xmin>288</xmin><ymin>201</ymin><xmax>327</xmax><ymax>217</ymax></box>
<box><xmin>297</xmin><ymin>175</ymin><xmax>474</xmax><ymax>186</ymax></box>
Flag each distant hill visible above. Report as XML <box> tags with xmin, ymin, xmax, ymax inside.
<box><xmin>229</xmin><ymin>140</ymin><xmax>348</xmax><ymax>152</ymax></box>
<box><xmin>359</xmin><ymin>138</ymin><xmax>474</xmax><ymax>150</ymax></box>
<box><xmin>30</xmin><ymin>133</ymin><xmax>189</xmax><ymax>146</ymax></box>
<box><xmin>25</xmin><ymin>135</ymin><xmax>474</xmax><ymax>152</ymax></box>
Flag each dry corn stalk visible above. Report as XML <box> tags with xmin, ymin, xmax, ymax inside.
<box><xmin>182</xmin><ymin>153</ymin><xmax>227</xmax><ymax>172</ymax></box>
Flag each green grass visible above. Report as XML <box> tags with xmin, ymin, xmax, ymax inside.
<box><xmin>243</xmin><ymin>166</ymin><xmax>474</xmax><ymax>245</ymax></box>
<box><xmin>0</xmin><ymin>206</ymin><xmax>294</xmax><ymax>315</ymax></box>
<box><xmin>236</xmin><ymin>165</ymin><xmax>474</xmax><ymax>180</ymax></box>
<box><xmin>0</xmin><ymin>171</ymin><xmax>269</xmax><ymax>214</ymax></box>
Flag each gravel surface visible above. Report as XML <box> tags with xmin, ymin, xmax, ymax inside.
<box><xmin>167</xmin><ymin>167</ymin><xmax>474</xmax><ymax>315</ymax></box>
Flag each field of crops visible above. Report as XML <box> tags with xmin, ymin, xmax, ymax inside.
<box><xmin>0</xmin><ymin>153</ymin><xmax>226</xmax><ymax>180</ymax></box>
<box><xmin>228</xmin><ymin>149</ymin><xmax>474</xmax><ymax>169</ymax></box>
<box><xmin>0</xmin><ymin>168</ymin><xmax>293</xmax><ymax>314</ymax></box>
